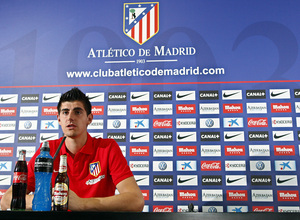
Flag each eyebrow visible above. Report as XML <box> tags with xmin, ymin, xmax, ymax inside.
<box><xmin>61</xmin><ymin>107</ymin><xmax>85</xmax><ymax>112</ymax></box>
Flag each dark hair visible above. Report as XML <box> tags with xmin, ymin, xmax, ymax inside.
<box><xmin>57</xmin><ymin>87</ymin><xmax>92</xmax><ymax>115</ymax></box>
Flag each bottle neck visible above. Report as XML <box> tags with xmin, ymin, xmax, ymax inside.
<box><xmin>18</xmin><ymin>151</ymin><xmax>26</xmax><ymax>161</ymax></box>
<box><xmin>58</xmin><ymin>156</ymin><xmax>67</xmax><ymax>173</ymax></box>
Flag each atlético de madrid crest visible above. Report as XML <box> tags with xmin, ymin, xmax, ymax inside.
<box><xmin>89</xmin><ymin>161</ymin><xmax>101</xmax><ymax>177</ymax></box>
<box><xmin>123</xmin><ymin>2</ymin><xmax>159</xmax><ymax>45</ymax></box>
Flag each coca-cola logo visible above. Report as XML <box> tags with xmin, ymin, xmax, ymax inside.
<box><xmin>248</xmin><ymin>118</ymin><xmax>268</xmax><ymax>127</ymax></box>
<box><xmin>201</xmin><ymin>161</ymin><xmax>221</xmax><ymax>171</ymax></box>
<box><xmin>252</xmin><ymin>206</ymin><xmax>274</xmax><ymax>212</ymax></box>
<box><xmin>13</xmin><ymin>172</ymin><xmax>27</xmax><ymax>184</ymax></box>
<box><xmin>153</xmin><ymin>119</ymin><xmax>172</xmax><ymax>128</ymax></box>
<box><xmin>153</xmin><ymin>206</ymin><xmax>173</xmax><ymax>212</ymax></box>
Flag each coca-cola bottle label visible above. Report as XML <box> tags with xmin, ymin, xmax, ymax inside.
<box><xmin>13</xmin><ymin>172</ymin><xmax>28</xmax><ymax>184</ymax></box>
<box><xmin>53</xmin><ymin>183</ymin><xmax>69</xmax><ymax>205</ymax></box>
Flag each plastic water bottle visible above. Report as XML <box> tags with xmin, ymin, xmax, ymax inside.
<box><xmin>32</xmin><ymin>141</ymin><xmax>53</xmax><ymax>211</ymax></box>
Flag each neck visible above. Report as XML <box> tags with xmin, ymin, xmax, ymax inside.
<box><xmin>65</xmin><ymin>134</ymin><xmax>87</xmax><ymax>156</ymax></box>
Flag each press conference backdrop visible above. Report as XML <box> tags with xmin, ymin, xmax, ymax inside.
<box><xmin>1</xmin><ymin>0</ymin><xmax>300</xmax><ymax>213</ymax></box>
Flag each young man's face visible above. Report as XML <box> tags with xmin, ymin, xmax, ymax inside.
<box><xmin>57</xmin><ymin>101</ymin><xmax>93</xmax><ymax>139</ymax></box>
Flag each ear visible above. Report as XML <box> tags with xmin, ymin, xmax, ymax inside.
<box><xmin>57</xmin><ymin>114</ymin><xmax>61</xmax><ymax>124</ymax></box>
<box><xmin>87</xmin><ymin>113</ymin><xmax>93</xmax><ymax>125</ymax></box>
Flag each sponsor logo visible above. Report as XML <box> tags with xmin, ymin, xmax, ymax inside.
<box><xmin>274</xmin><ymin>145</ymin><xmax>295</xmax><ymax>156</ymax></box>
<box><xmin>134</xmin><ymin>175</ymin><xmax>150</xmax><ymax>186</ymax></box>
<box><xmin>252</xmin><ymin>206</ymin><xmax>274</xmax><ymax>212</ymax></box>
<box><xmin>153</xmin><ymin>161</ymin><xmax>173</xmax><ymax>172</ymax></box>
<box><xmin>277</xmin><ymin>190</ymin><xmax>299</xmax><ymax>202</ymax></box>
<box><xmin>0</xmin><ymin>134</ymin><xmax>15</xmax><ymax>143</ymax></box>
<box><xmin>269</xmin><ymin>89</ymin><xmax>290</xmax><ymax>99</ymax></box>
<box><xmin>227</xmin><ymin>190</ymin><xmax>248</xmax><ymax>201</ymax></box>
<box><xmin>177</xmin><ymin>132</ymin><xmax>197</xmax><ymax>142</ymax></box>
<box><xmin>107</xmin><ymin>133</ymin><xmax>126</xmax><ymax>142</ymax></box>
<box><xmin>39</xmin><ymin>133</ymin><xmax>59</xmax><ymax>142</ymax></box>
<box><xmin>16</xmin><ymin>146</ymin><xmax>35</xmax><ymax>158</ymax></box>
<box><xmin>86</xmin><ymin>93</ymin><xmax>104</xmax><ymax>102</ymax></box>
<box><xmin>176</xmin><ymin>91</ymin><xmax>195</xmax><ymax>101</ymax></box>
<box><xmin>271</xmin><ymin>103</ymin><xmax>291</xmax><ymax>113</ymax></box>
<box><xmin>130</xmin><ymin>132</ymin><xmax>149</xmax><ymax>142</ymax></box>
<box><xmin>223</xmin><ymin>118</ymin><xmax>243</xmax><ymax>128</ymax></box>
<box><xmin>18</xmin><ymin>120</ymin><xmax>37</xmax><ymax>130</ymax></box>
<box><xmin>153</xmin><ymin>132</ymin><xmax>173</xmax><ymax>142</ymax></box>
<box><xmin>246</xmin><ymin>90</ymin><xmax>266</xmax><ymax>99</ymax></box>
<box><xmin>129</xmin><ymin>161</ymin><xmax>149</xmax><ymax>172</ymax></box>
<box><xmin>246</xmin><ymin>102</ymin><xmax>267</xmax><ymax>114</ymax></box>
<box><xmin>108</xmin><ymin>92</ymin><xmax>127</xmax><ymax>101</ymax></box>
<box><xmin>176</xmin><ymin>161</ymin><xmax>197</xmax><ymax>171</ymax></box>
<box><xmin>275</xmin><ymin>160</ymin><xmax>296</xmax><ymax>171</ymax></box>
<box><xmin>176</xmin><ymin>104</ymin><xmax>196</xmax><ymax>114</ymax></box>
<box><xmin>153</xmin><ymin>104</ymin><xmax>173</xmax><ymax>115</ymax></box>
<box><xmin>276</xmin><ymin>175</ymin><xmax>298</xmax><ymax>186</ymax></box>
<box><xmin>200</xmin><ymin>118</ymin><xmax>220</xmax><ymax>129</ymax></box>
<box><xmin>42</xmin><ymin>107</ymin><xmax>57</xmax><ymax>116</ymax></box>
<box><xmin>177</xmin><ymin>118</ymin><xmax>196</xmax><ymax>129</ymax></box>
<box><xmin>222</xmin><ymin>90</ymin><xmax>242</xmax><ymax>100</ymax></box>
<box><xmin>130</xmin><ymin>119</ymin><xmax>149</xmax><ymax>129</ymax></box>
<box><xmin>107</xmin><ymin>119</ymin><xmax>127</xmax><ymax>129</ymax></box>
<box><xmin>248</xmin><ymin>131</ymin><xmax>269</xmax><ymax>141</ymax></box>
<box><xmin>130</xmin><ymin>146</ymin><xmax>149</xmax><ymax>156</ymax></box>
<box><xmin>294</xmin><ymin>89</ymin><xmax>300</xmax><ymax>98</ymax></box>
<box><xmin>177</xmin><ymin>190</ymin><xmax>198</xmax><ymax>200</ymax></box>
<box><xmin>200</xmin><ymin>132</ymin><xmax>220</xmax><ymax>141</ymax></box>
<box><xmin>107</xmin><ymin>105</ymin><xmax>127</xmax><ymax>116</ymax></box>
<box><xmin>0</xmin><ymin>147</ymin><xmax>13</xmax><ymax>157</ymax></box>
<box><xmin>153</xmin><ymin>91</ymin><xmax>172</xmax><ymax>101</ymax></box>
<box><xmin>21</xmin><ymin>94</ymin><xmax>39</xmax><ymax>103</ymax></box>
<box><xmin>202</xmin><ymin>175</ymin><xmax>222</xmax><ymax>186</ymax></box>
<box><xmin>224</xmin><ymin>131</ymin><xmax>244</xmax><ymax>142</ymax></box>
<box><xmin>225</xmin><ymin>161</ymin><xmax>246</xmax><ymax>171</ymax></box>
<box><xmin>20</xmin><ymin>106</ymin><xmax>39</xmax><ymax>117</ymax></box>
<box><xmin>40</xmin><ymin>120</ymin><xmax>59</xmax><ymax>130</ymax></box>
<box><xmin>273</xmin><ymin>131</ymin><xmax>294</xmax><ymax>141</ymax></box>
<box><xmin>153</xmin><ymin>175</ymin><xmax>173</xmax><ymax>185</ymax></box>
<box><xmin>225</xmin><ymin>145</ymin><xmax>245</xmax><ymax>156</ymax></box>
<box><xmin>177</xmin><ymin>175</ymin><xmax>198</xmax><ymax>186</ymax></box>
<box><xmin>226</xmin><ymin>175</ymin><xmax>247</xmax><ymax>186</ymax></box>
<box><xmin>251</xmin><ymin>175</ymin><xmax>272</xmax><ymax>185</ymax></box>
<box><xmin>251</xmin><ymin>190</ymin><xmax>273</xmax><ymax>202</ymax></box>
<box><xmin>18</xmin><ymin>134</ymin><xmax>36</xmax><ymax>143</ymax></box>
<box><xmin>0</xmin><ymin>175</ymin><xmax>11</xmax><ymax>185</ymax></box>
<box><xmin>153</xmin><ymin>145</ymin><xmax>173</xmax><ymax>157</ymax></box>
<box><xmin>88</xmin><ymin>120</ymin><xmax>103</xmax><ymax>130</ymax></box>
<box><xmin>248</xmin><ymin>118</ymin><xmax>268</xmax><ymax>127</ymax></box>
<box><xmin>201</xmin><ymin>161</ymin><xmax>221</xmax><ymax>171</ymax></box>
<box><xmin>200</xmin><ymin>145</ymin><xmax>221</xmax><ymax>157</ymax></box>
<box><xmin>199</xmin><ymin>90</ymin><xmax>219</xmax><ymax>100</ymax></box>
<box><xmin>153</xmin><ymin>119</ymin><xmax>172</xmax><ymax>128</ymax></box>
<box><xmin>0</xmin><ymin>107</ymin><xmax>17</xmax><ymax>117</ymax></box>
<box><xmin>130</xmin><ymin>92</ymin><xmax>149</xmax><ymax>101</ymax></box>
<box><xmin>42</xmin><ymin>93</ymin><xmax>61</xmax><ymax>103</ymax></box>
<box><xmin>177</xmin><ymin>146</ymin><xmax>197</xmax><ymax>156</ymax></box>
<box><xmin>130</xmin><ymin>105</ymin><xmax>149</xmax><ymax>114</ymax></box>
<box><xmin>271</xmin><ymin>117</ymin><xmax>293</xmax><ymax>127</ymax></box>
<box><xmin>153</xmin><ymin>189</ymin><xmax>174</xmax><ymax>201</ymax></box>
<box><xmin>250</xmin><ymin>161</ymin><xmax>271</xmax><ymax>171</ymax></box>
<box><xmin>227</xmin><ymin>206</ymin><xmax>248</xmax><ymax>213</ymax></box>
<box><xmin>0</xmin><ymin>121</ymin><xmax>16</xmax><ymax>130</ymax></box>
<box><xmin>202</xmin><ymin>189</ymin><xmax>223</xmax><ymax>202</ymax></box>
<box><xmin>0</xmin><ymin>94</ymin><xmax>18</xmax><ymax>104</ymax></box>
<box><xmin>140</xmin><ymin>189</ymin><xmax>149</xmax><ymax>199</ymax></box>
<box><xmin>249</xmin><ymin>145</ymin><xmax>270</xmax><ymax>157</ymax></box>
<box><xmin>153</xmin><ymin>206</ymin><xmax>173</xmax><ymax>212</ymax></box>
<box><xmin>199</xmin><ymin>103</ymin><xmax>219</xmax><ymax>114</ymax></box>
<box><xmin>0</xmin><ymin>161</ymin><xmax>12</xmax><ymax>172</ymax></box>
<box><xmin>223</xmin><ymin>104</ymin><xmax>243</xmax><ymax>113</ymax></box>
<box><xmin>91</xmin><ymin>106</ymin><xmax>104</xmax><ymax>115</ymax></box>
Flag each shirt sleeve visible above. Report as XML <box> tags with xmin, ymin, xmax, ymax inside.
<box><xmin>107</xmin><ymin>139</ymin><xmax>133</xmax><ymax>186</ymax></box>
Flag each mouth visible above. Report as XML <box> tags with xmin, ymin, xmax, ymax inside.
<box><xmin>66</xmin><ymin>124</ymin><xmax>76</xmax><ymax>129</ymax></box>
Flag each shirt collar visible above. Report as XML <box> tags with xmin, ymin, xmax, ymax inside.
<box><xmin>62</xmin><ymin>133</ymin><xmax>93</xmax><ymax>156</ymax></box>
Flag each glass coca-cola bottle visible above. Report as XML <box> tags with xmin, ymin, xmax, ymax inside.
<box><xmin>11</xmin><ymin>150</ymin><xmax>27</xmax><ymax>211</ymax></box>
<box><xmin>53</xmin><ymin>154</ymin><xmax>69</xmax><ymax>211</ymax></box>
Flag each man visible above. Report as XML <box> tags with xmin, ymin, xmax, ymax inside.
<box><xmin>1</xmin><ymin>88</ymin><xmax>144</xmax><ymax>211</ymax></box>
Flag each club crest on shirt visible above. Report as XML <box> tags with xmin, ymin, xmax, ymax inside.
<box><xmin>89</xmin><ymin>161</ymin><xmax>101</xmax><ymax>177</ymax></box>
